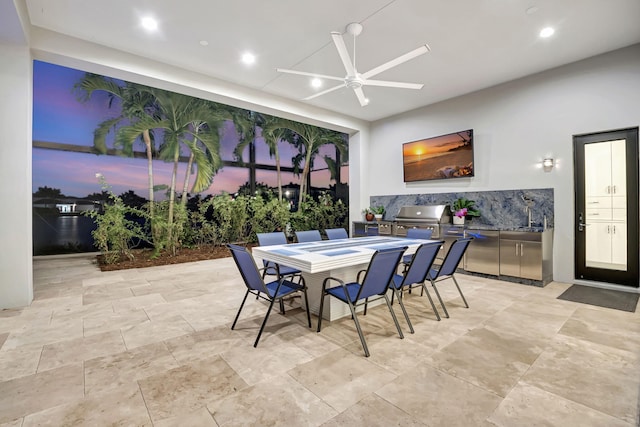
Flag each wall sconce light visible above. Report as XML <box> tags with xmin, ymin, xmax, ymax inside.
<box><xmin>542</xmin><ymin>157</ymin><xmax>554</xmax><ymax>172</ymax></box>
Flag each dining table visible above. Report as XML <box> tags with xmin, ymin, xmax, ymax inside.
<box><xmin>252</xmin><ymin>235</ymin><xmax>440</xmax><ymax>321</ymax></box>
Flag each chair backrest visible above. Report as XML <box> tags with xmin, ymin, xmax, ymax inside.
<box><xmin>295</xmin><ymin>230</ymin><xmax>322</xmax><ymax>243</ymax></box>
<box><xmin>358</xmin><ymin>247</ymin><xmax>407</xmax><ymax>300</ymax></box>
<box><xmin>437</xmin><ymin>238</ymin><xmax>473</xmax><ymax>277</ymax></box>
<box><xmin>403</xmin><ymin>241</ymin><xmax>443</xmax><ymax>285</ymax></box>
<box><xmin>406</xmin><ymin>228</ymin><xmax>433</xmax><ymax>240</ymax></box>
<box><xmin>256</xmin><ymin>232</ymin><xmax>288</xmax><ymax>247</ymax></box>
<box><xmin>227</xmin><ymin>244</ymin><xmax>268</xmax><ymax>293</ymax></box>
<box><xmin>325</xmin><ymin>228</ymin><xmax>348</xmax><ymax>240</ymax></box>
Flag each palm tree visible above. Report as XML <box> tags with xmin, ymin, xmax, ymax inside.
<box><xmin>119</xmin><ymin>88</ymin><xmax>225</xmax><ymax>251</ymax></box>
<box><xmin>268</xmin><ymin>118</ymin><xmax>347</xmax><ymax>206</ymax></box>
<box><xmin>74</xmin><ymin>75</ymin><xmax>158</xmax><ymax>216</ymax></box>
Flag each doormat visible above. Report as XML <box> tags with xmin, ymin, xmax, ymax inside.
<box><xmin>557</xmin><ymin>285</ymin><xmax>639</xmax><ymax>312</ymax></box>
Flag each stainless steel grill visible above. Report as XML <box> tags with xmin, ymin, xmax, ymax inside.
<box><xmin>392</xmin><ymin>205</ymin><xmax>451</xmax><ymax>238</ymax></box>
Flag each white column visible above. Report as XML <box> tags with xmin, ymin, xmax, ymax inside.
<box><xmin>0</xmin><ymin>42</ymin><xmax>33</xmax><ymax>308</ymax></box>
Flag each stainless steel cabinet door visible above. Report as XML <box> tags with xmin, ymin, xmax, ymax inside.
<box><xmin>499</xmin><ymin>240</ymin><xmax>521</xmax><ymax>277</ymax></box>
<box><xmin>520</xmin><ymin>241</ymin><xmax>542</xmax><ymax>280</ymax></box>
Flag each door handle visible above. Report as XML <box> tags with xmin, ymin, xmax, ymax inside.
<box><xmin>515</xmin><ymin>243</ymin><xmax>519</xmax><ymax>256</ymax></box>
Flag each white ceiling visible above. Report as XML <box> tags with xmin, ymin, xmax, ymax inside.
<box><xmin>14</xmin><ymin>0</ymin><xmax>640</xmax><ymax>122</ymax></box>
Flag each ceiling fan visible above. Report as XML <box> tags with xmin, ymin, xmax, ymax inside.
<box><xmin>277</xmin><ymin>22</ymin><xmax>430</xmax><ymax>107</ymax></box>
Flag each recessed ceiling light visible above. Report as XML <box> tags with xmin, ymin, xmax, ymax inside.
<box><xmin>539</xmin><ymin>27</ymin><xmax>555</xmax><ymax>38</ymax></box>
<box><xmin>363</xmin><ymin>98</ymin><xmax>370</xmax><ymax>105</ymax></box>
<box><xmin>199</xmin><ymin>40</ymin><xmax>209</xmax><ymax>46</ymax></box>
<box><xmin>241</xmin><ymin>52</ymin><xmax>256</xmax><ymax>65</ymax></box>
<box><xmin>311</xmin><ymin>78</ymin><xmax>322</xmax><ymax>88</ymax></box>
<box><xmin>141</xmin><ymin>17</ymin><xmax>158</xmax><ymax>31</ymax></box>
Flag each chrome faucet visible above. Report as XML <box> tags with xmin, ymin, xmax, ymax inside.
<box><xmin>522</xmin><ymin>195</ymin><xmax>534</xmax><ymax>228</ymax></box>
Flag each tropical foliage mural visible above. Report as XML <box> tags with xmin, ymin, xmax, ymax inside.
<box><xmin>33</xmin><ymin>61</ymin><xmax>349</xmax><ymax>259</ymax></box>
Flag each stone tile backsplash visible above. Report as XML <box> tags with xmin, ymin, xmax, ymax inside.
<box><xmin>370</xmin><ymin>188</ymin><xmax>554</xmax><ymax>228</ymax></box>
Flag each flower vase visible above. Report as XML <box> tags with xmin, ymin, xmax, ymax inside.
<box><xmin>453</xmin><ymin>216</ymin><xmax>465</xmax><ymax>225</ymax></box>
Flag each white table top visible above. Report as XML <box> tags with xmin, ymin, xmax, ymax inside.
<box><xmin>252</xmin><ymin>236</ymin><xmax>439</xmax><ymax>273</ymax></box>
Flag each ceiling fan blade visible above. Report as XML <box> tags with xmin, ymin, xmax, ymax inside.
<box><xmin>331</xmin><ymin>31</ymin><xmax>356</xmax><ymax>76</ymax></box>
<box><xmin>354</xmin><ymin>87</ymin><xmax>369</xmax><ymax>106</ymax></box>
<box><xmin>362</xmin><ymin>79</ymin><xmax>424</xmax><ymax>89</ymax></box>
<box><xmin>303</xmin><ymin>83</ymin><xmax>345</xmax><ymax>100</ymax></box>
<box><xmin>276</xmin><ymin>68</ymin><xmax>345</xmax><ymax>82</ymax></box>
<box><xmin>361</xmin><ymin>44</ymin><xmax>430</xmax><ymax>79</ymax></box>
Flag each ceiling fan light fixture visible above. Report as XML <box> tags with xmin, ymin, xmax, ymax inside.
<box><xmin>276</xmin><ymin>22</ymin><xmax>428</xmax><ymax>107</ymax></box>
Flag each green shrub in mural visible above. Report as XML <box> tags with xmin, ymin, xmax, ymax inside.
<box><xmin>83</xmin><ymin>175</ymin><xmax>149</xmax><ymax>264</ymax></box>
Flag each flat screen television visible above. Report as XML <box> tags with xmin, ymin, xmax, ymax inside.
<box><xmin>402</xmin><ymin>129</ymin><xmax>474</xmax><ymax>182</ymax></box>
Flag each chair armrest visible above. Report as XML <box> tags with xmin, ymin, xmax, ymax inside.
<box><xmin>356</xmin><ymin>269</ymin><xmax>367</xmax><ymax>282</ymax></box>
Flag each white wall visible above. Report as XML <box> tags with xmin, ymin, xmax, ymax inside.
<box><xmin>368</xmin><ymin>44</ymin><xmax>640</xmax><ymax>284</ymax></box>
<box><xmin>0</xmin><ymin>42</ymin><xmax>33</xmax><ymax>308</ymax></box>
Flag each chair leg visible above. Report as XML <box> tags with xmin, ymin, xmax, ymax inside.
<box><xmin>231</xmin><ymin>290</ymin><xmax>250</xmax><ymax>330</ymax></box>
<box><xmin>346</xmin><ymin>299</ymin><xmax>370</xmax><ymax>357</ymax></box>
<box><xmin>420</xmin><ymin>283</ymin><xmax>441</xmax><ymax>321</ymax></box>
<box><xmin>452</xmin><ymin>276</ymin><xmax>469</xmax><ymax>308</ymax></box>
<box><xmin>317</xmin><ymin>284</ymin><xmax>327</xmax><ymax>332</ymax></box>
<box><xmin>254</xmin><ymin>295</ymin><xmax>278</xmax><ymax>348</ymax></box>
<box><xmin>394</xmin><ymin>289</ymin><xmax>414</xmax><ymax>333</ymax></box>
<box><xmin>383</xmin><ymin>295</ymin><xmax>405</xmax><ymax>339</ymax></box>
<box><xmin>279</xmin><ymin>299</ymin><xmax>285</xmax><ymax>314</ymax></box>
<box><xmin>302</xmin><ymin>287</ymin><xmax>312</xmax><ymax>328</ymax></box>
<box><xmin>430</xmin><ymin>280</ymin><xmax>450</xmax><ymax>318</ymax></box>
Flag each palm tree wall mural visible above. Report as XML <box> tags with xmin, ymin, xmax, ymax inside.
<box><xmin>32</xmin><ymin>60</ymin><xmax>349</xmax><ymax>256</ymax></box>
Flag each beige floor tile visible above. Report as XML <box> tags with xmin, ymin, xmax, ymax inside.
<box><xmin>558</xmin><ymin>306</ymin><xmax>640</xmax><ymax>352</ymax></box>
<box><xmin>288</xmin><ymin>347</ymin><xmax>397</xmax><ymax>413</ymax></box>
<box><xmin>121</xmin><ymin>314</ymin><xmax>194</xmax><ymax>349</ymax></box>
<box><xmin>522</xmin><ymin>335</ymin><xmax>640</xmax><ymax>423</ymax></box>
<box><xmin>84</xmin><ymin>342</ymin><xmax>179</xmax><ymax>395</ymax></box>
<box><xmin>165</xmin><ymin>326</ymin><xmax>243</xmax><ymax>364</ymax></box>
<box><xmin>38</xmin><ymin>330</ymin><xmax>126</xmax><ymax>372</ymax></box>
<box><xmin>0</xmin><ymin>346</ymin><xmax>42</xmax><ymax>381</ymax></box>
<box><xmin>0</xmin><ymin>418</ymin><xmax>23</xmax><ymax>427</ymax></box>
<box><xmin>82</xmin><ymin>308</ymin><xmax>149</xmax><ymax>337</ymax></box>
<box><xmin>0</xmin><ymin>364</ymin><xmax>84</xmax><ymax>423</ymax></box>
<box><xmin>0</xmin><ymin>332</ymin><xmax>8</xmax><ymax>350</ymax></box>
<box><xmin>110</xmin><ymin>293</ymin><xmax>166</xmax><ymax>313</ymax></box>
<box><xmin>22</xmin><ymin>383</ymin><xmax>152</xmax><ymax>427</ymax></box>
<box><xmin>376</xmin><ymin>364</ymin><xmax>501</xmax><ymax>427</ymax></box>
<box><xmin>221</xmin><ymin>331</ymin><xmax>315</xmax><ymax>386</ymax></box>
<box><xmin>320</xmin><ymin>394</ymin><xmax>427</xmax><ymax>427</ymax></box>
<box><xmin>139</xmin><ymin>356</ymin><xmax>248</xmax><ymax>422</ymax></box>
<box><xmin>209</xmin><ymin>374</ymin><xmax>336</xmax><ymax>426</ymax></box>
<box><xmin>2</xmin><ymin>318</ymin><xmax>83</xmax><ymax>351</ymax></box>
<box><xmin>489</xmin><ymin>382</ymin><xmax>633</xmax><ymax>427</ymax></box>
<box><xmin>82</xmin><ymin>285</ymin><xmax>133</xmax><ymax>305</ymax></box>
<box><xmin>426</xmin><ymin>327</ymin><xmax>546</xmax><ymax>397</ymax></box>
<box><xmin>154</xmin><ymin>407</ymin><xmax>217</xmax><ymax>427</ymax></box>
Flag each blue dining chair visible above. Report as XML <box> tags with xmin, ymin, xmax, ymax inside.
<box><xmin>325</xmin><ymin>228</ymin><xmax>349</xmax><ymax>240</ymax></box>
<box><xmin>228</xmin><ymin>244</ymin><xmax>312</xmax><ymax>347</ymax></box>
<box><xmin>428</xmin><ymin>237</ymin><xmax>473</xmax><ymax>318</ymax></box>
<box><xmin>256</xmin><ymin>232</ymin><xmax>302</xmax><ymax>279</ymax></box>
<box><xmin>295</xmin><ymin>230</ymin><xmax>322</xmax><ymax>243</ymax></box>
<box><xmin>390</xmin><ymin>241</ymin><xmax>444</xmax><ymax>332</ymax></box>
<box><xmin>317</xmin><ymin>246</ymin><xmax>407</xmax><ymax>357</ymax></box>
<box><xmin>402</xmin><ymin>228</ymin><xmax>434</xmax><ymax>267</ymax></box>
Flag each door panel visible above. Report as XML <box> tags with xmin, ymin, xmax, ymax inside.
<box><xmin>520</xmin><ymin>242</ymin><xmax>542</xmax><ymax>280</ymax></box>
<box><xmin>574</xmin><ymin>128</ymin><xmax>639</xmax><ymax>287</ymax></box>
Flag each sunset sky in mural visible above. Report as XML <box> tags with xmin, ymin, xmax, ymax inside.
<box><xmin>32</xmin><ymin>61</ymin><xmax>345</xmax><ymax>198</ymax></box>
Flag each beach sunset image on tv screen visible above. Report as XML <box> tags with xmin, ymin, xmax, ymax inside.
<box><xmin>402</xmin><ymin>129</ymin><xmax>474</xmax><ymax>182</ymax></box>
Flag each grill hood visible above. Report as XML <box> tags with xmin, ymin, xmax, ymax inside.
<box><xmin>395</xmin><ymin>205</ymin><xmax>451</xmax><ymax>223</ymax></box>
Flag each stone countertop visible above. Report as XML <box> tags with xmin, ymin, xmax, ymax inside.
<box><xmin>441</xmin><ymin>224</ymin><xmax>552</xmax><ymax>233</ymax></box>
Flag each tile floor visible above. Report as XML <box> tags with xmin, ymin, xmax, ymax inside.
<box><xmin>1</xmin><ymin>254</ymin><xmax>640</xmax><ymax>426</ymax></box>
